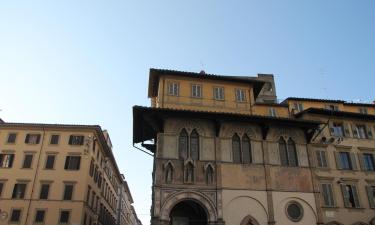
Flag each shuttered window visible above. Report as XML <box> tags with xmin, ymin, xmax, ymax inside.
<box><xmin>190</xmin><ymin>129</ymin><xmax>199</xmax><ymax>160</ymax></box>
<box><xmin>336</xmin><ymin>152</ymin><xmax>357</xmax><ymax>170</ymax></box>
<box><xmin>321</xmin><ymin>183</ymin><xmax>335</xmax><ymax>207</ymax></box>
<box><xmin>232</xmin><ymin>134</ymin><xmax>241</xmax><ymax>163</ymax></box>
<box><xmin>178</xmin><ymin>129</ymin><xmax>188</xmax><ymax>160</ymax></box>
<box><xmin>0</xmin><ymin>154</ymin><xmax>15</xmax><ymax>168</ymax></box>
<box><xmin>235</xmin><ymin>89</ymin><xmax>246</xmax><ymax>102</ymax></box>
<box><xmin>69</xmin><ymin>135</ymin><xmax>84</xmax><ymax>145</ymax></box>
<box><xmin>7</xmin><ymin>133</ymin><xmax>17</xmax><ymax>143</ymax></box>
<box><xmin>366</xmin><ymin>186</ymin><xmax>375</xmax><ymax>208</ymax></box>
<box><xmin>213</xmin><ymin>87</ymin><xmax>225</xmax><ymax>100</ymax></box>
<box><xmin>316</xmin><ymin>150</ymin><xmax>328</xmax><ymax>168</ymax></box>
<box><xmin>25</xmin><ymin>134</ymin><xmax>41</xmax><ymax>144</ymax></box>
<box><xmin>363</xmin><ymin>153</ymin><xmax>375</xmax><ymax>171</ymax></box>
<box><xmin>167</xmin><ymin>82</ymin><xmax>179</xmax><ymax>96</ymax></box>
<box><xmin>191</xmin><ymin>84</ymin><xmax>202</xmax><ymax>98</ymax></box>
<box><xmin>341</xmin><ymin>184</ymin><xmax>360</xmax><ymax>208</ymax></box>
<box><xmin>64</xmin><ymin>156</ymin><xmax>81</xmax><ymax>170</ymax></box>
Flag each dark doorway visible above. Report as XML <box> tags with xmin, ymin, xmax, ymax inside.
<box><xmin>169</xmin><ymin>200</ymin><xmax>208</xmax><ymax>225</ymax></box>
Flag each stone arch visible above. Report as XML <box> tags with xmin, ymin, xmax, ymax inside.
<box><xmin>267</xmin><ymin>126</ymin><xmax>306</xmax><ymax>144</ymax></box>
<box><xmin>325</xmin><ymin>222</ymin><xmax>344</xmax><ymax>225</ymax></box>
<box><xmin>160</xmin><ymin>190</ymin><xmax>218</xmax><ymax>222</ymax></box>
<box><xmin>169</xmin><ymin>119</ymin><xmax>210</xmax><ymax>136</ymax></box>
<box><xmin>225</xmin><ymin>196</ymin><xmax>268</xmax><ymax>218</ymax></box>
<box><xmin>240</xmin><ymin>215</ymin><xmax>260</xmax><ymax>225</ymax></box>
<box><xmin>219</xmin><ymin>122</ymin><xmax>261</xmax><ymax>140</ymax></box>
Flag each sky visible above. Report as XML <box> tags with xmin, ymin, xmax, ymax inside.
<box><xmin>0</xmin><ymin>0</ymin><xmax>375</xmax><ymax>224</ymax></box>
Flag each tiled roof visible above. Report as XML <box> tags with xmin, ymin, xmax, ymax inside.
<box><xmin>283</xmin><ymin>97</ymin><xmax>345</xmax><ymax>103</ymax></box>
<box><xmin>148</xmin><ymin>68</ymin><xmax>266</xmax><ymax>98</ymax></box>
<box><xmin>295</xmin><ymin>108</ymin><xmax>375</xmax><ymax>120</ymax></box>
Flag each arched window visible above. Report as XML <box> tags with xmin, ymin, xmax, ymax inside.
<box><xmin>165</xmin><ymin>163</ymin><xmax>173</xmax><ymax>184</ymax></box>
<box><xmin>190</xmin><ymin>129</ymin><xmax>199</xmax><ymax>160</ymax></box>
<box><xmin>206</xmin><ymin>165</ymin><xmax>214</xmax><ymax>185</ymax></box>
<box><xmin>242</xmin><ymin>134</ymin><xmax>252</xmax><ymax>164</ymax></box>
<box><xmin>287</xmin><ymin>138</ymin><xmax>298</xmax><ymax>167</ymax></box>
<box><xmin>279</xmin><ymin>137</ymin><xmax>288</xmax><ymax>166</ymax></box>
<box><xmin>179</xmin><ymin>129</ymin><xmax>188</xmax><ymax>160</ymax></box>
<box><xmin>232</xmin><ymin>134</ymin><xmax>241</xmax><ymax>163</ymax></box>
<box><xmin>185</xmin><ymin>162</ymin><xmax>194</xmax><ymax>183</ymax></box>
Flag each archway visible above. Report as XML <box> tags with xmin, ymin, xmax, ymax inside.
<box><xmin>169</xmin><ymin>200</ymin><xmax>208</xmax><ymax>225</ymax></box>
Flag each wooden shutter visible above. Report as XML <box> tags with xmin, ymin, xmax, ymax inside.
<box><xmin>350</xmin><ymin>153</ymin><xmax>358</xmax><ymax>170</ymax></box>
<box><xmin>351</xmin><ymin>185</ymin><xmax>360</xmax><ymax>208</ymax></box>
<box><xmin>316</xmin><ymin>151</ymin><xmax>322</xmax><ymax>167</ymax></box>
<box><xmin>352</xmin><ymin>125</ymin><xmax>359</xmax><ymax>138</ymax></box>
<box><xmin>366</xmin><ymin>186</ymin><xmax>375</xmax><ymax>208</ymax></box>
<box><xmin>25</xmin><ymin>134</ymin><xmax>30</xmax><ymax>143</ymax></box>
<box><xmin>344</xmin><ymin>123</ymin><xmax>351</xmax><ymax>137</ymax></box>
<box><xmin>367</xmin><ymin>125</ymin><xmax>373</xmax><ymax>139</ymax></box>
<box><xmin>334</xmin><ymin>152</ymin><xmax>342</xmax><ymax>170</ymax></box>
<box><xmin>358</xmin><ymin>153</ymin><xmax>365</xmax><ymax>171</ymax></box>
<box><xmin>341</xmin><ymin>184</ymin><xmax>350</xmax><ymax>207</ymax></box>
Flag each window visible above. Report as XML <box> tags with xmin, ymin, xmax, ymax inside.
<box><xmin>167</xmin><ymin>82</ymin><xmax>179</xmax><ymax>96</ymax></box>
<box><xmin>293</xmin><ymin>102</ymin><xmax>304</xmax><ymax>112</ymax></box>
<box><xmin>341</xmin><ymin>184</ymin><xmax>360</xmax><ymax>208</ymax></box>
<box><xmin>0</xmin><ymin>182</ymin><xmax>4</xmax><ymax>197</ymax></box>
<box><xmin>321</xmin><ymin>183</ymin><xmax>335</xmax><ymax>207</ymax></box>
<box><xmin>59</xmin><ymin>210</ymin><xmax>70</xmax><ymax>224</ymax></box>
<box><xmin>39</xmin><ymin>184</ymin><xmax>50</xmax><ymax>199</ymax></box>
<box><xmin>279</xmin><ymin>138</ymin><xmax>298</xmax><ymax>167</ymax></box>
<box><xmin>213</xmin><ymin>87</ymin><xmax>224</xmax><ymax>100</ymax></box>
<box><xmin>232</xmin><ymin>134</ymin><xmax>241</xmax><ymax>163</ymax></box>
<box><xmin>89</xmin><ymin>159</ymin><xmax>94</xmax><ymax>177</ymax></box>
<box><xmin>269</xmin><ymin>107</ymin><xmax>277</xmax><ymax>117</ymax></box>
<box><xmin>326</xmin><ymin>104</ymin><xmax>339</xmax><ymax>111</ymax></box>
<box><xmin>165</xmin><ymin>163</ymin><xmax>173</xmax><ymax>184</ymax></box>
<box><xmin>184</xmin><ymin>162</ymin><xmax>194</xmax><ymax>183</ymax></box>
<box><xmin>50</xmin><ymin>135</ymin><xmax>60</xmax><ymax>145</ymax></box>
<box><xmin>191</xmin><ymin>84</ymin><xmax>202</xmax><ymax>98</ymax></box>
<box><xmin>353</xmin><ymin>125</ymin><xmax>367</xmax><ymax>139</ymax></box>
<box><xmin>286</xmin><ymin>201</ymin><xmax>303</xmax><ymax>222</ymax></box>
<box><xmin>0</xmin><ymin>153</ymin><xmax>15</xmax><ymax>168</ymax></box>
<box><xmin>10</xmin><ymin>209</ymin><xmax>22</xmax><ymax>223</ymax></box>
<box><xmin>12</xmin><ymin>183</ymin><xmax>27</xmax><ymax>199</ymax></box>
<box><xmin>7</xmin><ymin>133</ymin><xmax>17</xmax><ymax>143</ymax></box>
<box><xmin>69</xmin><ymin>135</ymin><xmax>84</xmax><ymax>145</ymax></box>
<box><xmin>63</xmin><ymin>184</ymin><xmax>74</xmax><ymax>200</ymax></box>
<box><xmin>232</xmin><ymin>134</ymin><xmax>252</xmax><ymax>164</ymax></box>
<box><xmin>25</xmin><ymin>134</ymin><xmax>41</xmax><ymax>144</ymax></box>
<box><xmin>363</xmin><ymin>153</ymin><xmax>375</xmax><ymax>171</ymax></box>
<box><xmin>359</xmin><ymin>107</ymin><xmax>368</xmax><ymax>114</ymax></box>
<box><xmin>86</xmin><ymin>186</ymin><xmax>91</xmax><ymax>203</ymax></box>
<box><xmin>338</xmin><ymin>152</ymin><xmax>353</xmax><ymax>170</ymax></box>
<box><xmin>190</xmin><ymin>129</ymin><xmax>199</xmax><ymax>160</ymax></box>
<box><xmin>331</xmin><ymin>123</ymin><xmax>345</xmax><ymax>137</ymax></box>
<box><xmin>45</xmin><ymin>155</ymin><xmax>56</xmax><ymax>169</ymax></box>
<box><xmin>206</xmin><ymin>165</ymin><xmax>214</xmax><ymax>185</ymax></box>
<box><xmin>235</xmin><ymin>89</ymin><xmax>246</xmax><ymax>102</ymax></box>
<box><xmin>316</xmin><ymin>150</ymin><xmax>328</xmax><ymax>168</ymax></box>
<box><xmin>22</xmin><ymin>154</ymin><xmax>33</xmax><ymax>168</ymax></box>
<box><xmin>34</xmin><ymin>210</ymin><xmax>45</xmax><ymax>223</ymax></box>
<box><xmin>64</xmin><ymin>156</ymin><xmax>81</xmax><ymax>170</ymax></box>
<box><xmin>367</xmin><ymin>186</ymin><xmax>375</xmax><ymax>208</ymax></box>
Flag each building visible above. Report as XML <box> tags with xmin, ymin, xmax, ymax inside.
<box><xmin>0</xmin><ymin>122</ymin><xmax>141</xmax><ymax>225</ymax></box>
<box><xmin>133</xmin><ymin>68</ymin><xmax>375</xmax><ymax>225</ymax></box>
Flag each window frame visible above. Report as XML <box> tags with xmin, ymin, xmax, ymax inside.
<box><xmin>9</xmin><ymin>208</ymin><xmax>22</xmax><ymax>223</ymax></box>
<box><xmin>167</xmin><ymin>82</ymin><xmax>179</xmax><ymax>96</ymax></box>
<box><xmin>191</xmin><ymin>84</ymin><xmax>202</xmax><ymax>98</ymax></box>
<box><xmin>50</xmin><ymin>134</ymin><xmax>60</xmax><ymax>145</ymax></box>
<box><xmin>22</xmin><ymin>153</ymin><xmax>34</xmax><ymax>169</ymax></box>
<box><xmin>68</xmin><ymin>135</ymin><xmax>85</xmax><ymax>145</ymax></box>
<box><xmin>64</xmin><ymin>155</ymin><xmax>81</xmax><ymax>171</ymax></box>
<box><xmin>58</xmin><ymin>210</ymin><xmax>71</xmax><ymax>224</ymax></box>
<box><xmin>363</xmin><ymin>153</ymin><xmax>375</xmax><ymax>171</ymax></box>
<box><xmin>25</xmin><ymin>133</ymin><xmax>41</xmax><ymax>144</ymax></box>
<box><xmin>321</xmin><ymin>183</ymin><xmax>335</xmax><ymax>207</ymax></box>
<box><xmin>316</xmin><ymin>150</ymin><xmax>328</xmax><ymax>168</ymax></box>
<box><xmin>0</xmin><ymin>153</ymin><xmax>15</xmax><ymax>168</ymax></box>
<box><xmin>34</xmin><ymin>209</ymin><xmax>47</xmax><ymax>224</ymax></box>
<box><xmin>213</xmin><ymin>86</ymin><xmax>225</xmax><ymax>101</ymax></box>
<box><xmin>12</xmin><ymin>183</ymin><xmax>27</xmax><ymax>199</ymax></box>
<box><xmin>39</xmin><ymin>183</ymin><xmax>50</xmax><ymax>200</ymax></box>
<box><xmin>44</xmin><ymin>154</ymin><xmax>56</xmax><ymax>170</ymax></box>
<box><xmin>235</xmin><ymin>89</ymin><xmax>246</xmax><ymax>102</ymax></box>
<box><xmin>7</xmin><ymin>133</ymin><xmax>17</xmax><ymax>144</ymax></box>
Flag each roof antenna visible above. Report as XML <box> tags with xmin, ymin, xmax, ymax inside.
<box><xmin>199</xmin><ymin>60</ymin><xmax>206</xmax><ymax>75</ymax></box>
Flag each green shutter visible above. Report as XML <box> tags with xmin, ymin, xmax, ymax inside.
<box><xmin>351</xmin><ymin>185</ymin><xmax>360</xmax><ymax>208</ymax></box>
<box><xmin>358</xmin><ymin>153</ymin><xmax>365</xmax><ymax>171</ymax></box>
<box><xmin>341</xmin><ymin>184</ymin><xmax>350</xmax><ymax>207</ymax></box>
<box><xmin>316</xmin><ymin>151</ymin><xmax>322</xmax><ymax>168</ymax></box>
<box><xmin>335</xmin><ymin>152</ymin><xmax>342</xmax><ymax>170</ymax></box>
<box><xmin>350</xmin><ymin>153</ymin><xmax>358</xmax><ymax>170</ymax></box>
<box><xmin>366</xmin><ymin>186</ymin><xmax>375</xmax><ymax>208</ymax></box>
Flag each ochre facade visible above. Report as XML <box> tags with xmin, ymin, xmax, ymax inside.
<box><xmin>134</xmin><ymin>69</ymin><xmax>375</xmax><ymax>225</ymax></box>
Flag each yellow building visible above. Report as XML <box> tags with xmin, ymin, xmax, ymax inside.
<box><xmin>134</xmin><ymin>69</ymin><xmax>375</xmax><ymax>225</ymax></box>
<box><xmin>0</xmin><ymin>123</ymin><xmax>141</xmax><ymax>225</ymax></box>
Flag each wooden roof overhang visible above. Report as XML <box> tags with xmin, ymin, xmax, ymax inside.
<box><xmin>295</xmin><ymin>108</ymin><xmax>375</xmax><ymax>121</ymax></box>
<box><xmin>133</xmin><ymin>106</ymin><xmax>321</xmax><ymax>152</ymax></box>
<box><xmin>148</xmin><ymin>68</ymin><xmax>266</xmax><ymax>99</ymax></box>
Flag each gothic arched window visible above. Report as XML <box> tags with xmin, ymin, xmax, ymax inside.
<box><xmin>279</xmin><ymin>137</ymin><xmax>288</xmax><ymax>166</ymax></box>
<box><xmin>179</xmin><ymin>129</ymin><xmax>188</xmax><ymax>160</ymax></box>
<box><xmin>190</xmin><ymin>129</ymin><xmax>199</xmax><ymax>160</ymax></box>
<box><xmin>287</xmin><ymin>138</ymin><xmax>298</xmax><ymax>167</ymax></box>
<box><xmin>232</xmin><ymin>134</ymin><xmax>241</xmax><ymax>163</ymax></box>
<box><xmin>206</xmin><ymin>165</ymin><xmax>214</xmax><ymax>185</ymax></box>
<box><xmin>242</xmin><ymin>134</ymin><xmax>252</xmax><ymax>164</ymax></box>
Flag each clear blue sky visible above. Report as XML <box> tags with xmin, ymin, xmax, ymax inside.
<box><xmin>0</xmin><ymin>0</ymin><xmax>374</xmax><ymax>223</ymax></box>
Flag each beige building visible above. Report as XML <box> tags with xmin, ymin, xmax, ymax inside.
<box><xmin>0</xmin><ymin>123</ymin><xmax>141</xmax><ymax>225</ymax></box>
<box><xmin>133</xmin><ymin>69</ymin><xmax>375</xmax><ymax>225</ymax></box>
